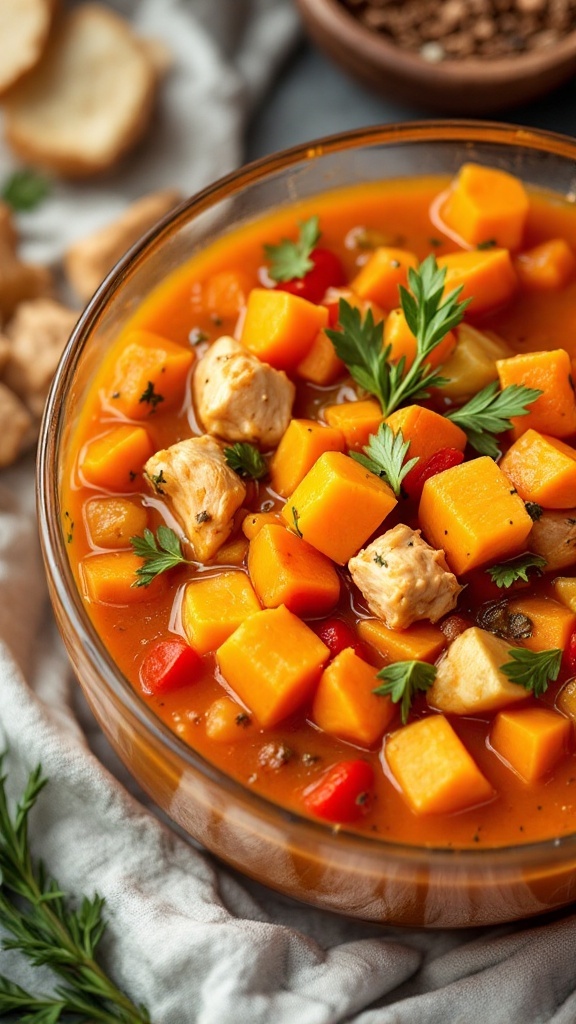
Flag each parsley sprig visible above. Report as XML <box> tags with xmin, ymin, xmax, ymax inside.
<box><xmin>1</xmin><ymin>168</ymin><xmax>50</xmax><ymax>212</ymax></box>
<box><xmin>351</xmin><ymin>423</ymin><xmax>418</xmax><ymax>497</ymax></box>
<box><xmin>264</xmin><ymin>215</ymin><xmax>320</xmax><ymax>282</ymax></box>
<box><xmin>374</xmin><ymin>660</ymin><xmax>437</xmax><ymax>724</ymax></box>
<box><xmin>486</xmin><ymin>552</ymin><xmax>547</xmax><ymax>589</ymax></box>
<box><xmin>223</xmin><ymin>442</ymin><xmax>267</xmax><ymax>480</ymax></box>
<box><xmin>130</xmin><ymin>525</ymin><xmax>192</xmax><ymax>586</ymax></box>
<box><xmin>0</xmin><ymin>757</ymin><xmax>150</xmax><ymax>1022</ymax></box>
<box><xmin>326</xmin><ymin>255</ymin><xmax>468</xmax><ymax>417</ymax></box>
<box><xmin>446</xmin><ymin>381</ymin><xmax>542</xmax><ymax>458</ymax></box>
<box><xmin>502</xmin><ymin>647</ymin><xmax>562</xmax><ymax>697</ymax></box>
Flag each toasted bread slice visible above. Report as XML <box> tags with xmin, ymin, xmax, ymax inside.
<box><xmin>0</xmin><ymin>0</ymin><xmax>56</xmax><ymax>96</ymax></box>
<box><xmin>3</xmin><ymin>4</ymin><xmax>157</xmax><ymax>177</ymax></box>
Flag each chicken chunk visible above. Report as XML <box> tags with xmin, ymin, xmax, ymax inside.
<box><xmin>348</xmin><ymin>523</ymin><xmax>462</xmax><ymax>630</ymax></box>
<box><xmin>427</xmin><ymin>627</ymin><xmax>529</xmax><ymax>715</ymax></box>
<box><xmin>529</xmin><ymin>510</ymin><xmax>576</xmax><ymax>572</ymax></box>
<box><xmin>2</xmin><ymin>298</ymin><xmax>77</xmax><ymax>417</ymax></box>
<box><xmin>144</xmin><ymin>436</ymin><xmax>246</xmax><ymax>563</ymax></box>
<box><xmin>193</xmin><ymin>336</ymin><xmax>295</xmax><ymax>448</ymax></box>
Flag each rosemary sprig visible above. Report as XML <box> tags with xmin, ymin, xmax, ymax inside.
<box><xmin>130</xmin><ymin>525</ymin><xmax>192</xmax><ymax>587</ymax></box>
<box><xmin>445</xmin><ymin>381</ymin><xmax>542</xmax><ymax>458</ymax></box>
<box><xmin>351</xmin><ymin>423</ymin><xmax>418</xmax><ymax>497</ymax></box>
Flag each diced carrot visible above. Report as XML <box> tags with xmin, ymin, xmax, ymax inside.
<box><xmin>213</xmin><ymin>536</ymin><xmax>249</xmax><ymax>566</ymax></box>
<box><xmin>312</xmin><ymin>647</ymin><xmax>396</xmax><ymax>747</ymax></box>
<box><xmin>506</xmin><ymin>596</ymin><xmax>576</xmax><ymax>654</ymax></box>
<box><xmin>241</xmin><ymin>511</ymin><xmax>282</xmax><ymax>540</ymax></box>
<box><xmin>85</xmin><ymin>497</ymin><xmax>148</xmax><ymax>548</ymax></box>
<box><xmin>439</xmin><ymin>323</ymin><xmax>513</xmax><ymax>401</ymax></box>
<box><xmin>419</xmin><ymin>456</ymin><xmax>533</xmax><ymax>575</ymax></box>
<box><xmin>437</xmin><ymin>249</ymin><xmax>518</xmax><ymax>315</ymax></box>
<box><xmin>500</xmin><ymin>429</ymin><xmax>576</xmax><ymax>508</ymax></box>
<box><xmin>204</xmin><ymin>269</ymin><xmax>253</xmax><ymax>320</ymax></box>
<box><xmin>514</xmin><ymin>239</ymin><xmax>576</xmax><ymax>292</ymax></box>
<box><xmin>106</xmin><ymin>329</ymin><xmax>194</xmax><ymax>419</ymax></box>
<box><xmin>80</xmin><ymin>425</ymin><xmax>154</xmax><ymax>490</ymax></box>
<box><xmin>384</xmin><ymin>307</ymin><xmax>456</xmax><ymax>371</ymax></box>
<box><xmin>496</xmin><ymin>349</ymin><xmax>576</xmax><ymax>440</ymax></box>
<box><xmin>351</xmin><ymin>247</ymin><xmax>418</xmax><ymax>310</ymax></box>
<box><xmin>296</xmin><ymin>329</ymin><xmax>344</xmax><ymax>385</ymax></box>
<box><xmin>80</xmin><ymin>551</ymin><xmax>166</xmax><ymax>604</ymax></box>
<box><xmin>205</xmin><ymin>696</ymin><xmax>252</xmax><ymax>742</ymax></box>
<box><xmin>358</xmin><ymin>619</ymin><xmax>446</xmax><ymax>664</ymax></box>
<box><xmin>490</xmin><ymin>707</ymin><xmax>571</xmax><ymax>782</ymax></box>
<box><xmin>248</xmin><ymin>523</ymin><xmax>340</xmax><ymax>617</ymax></box>
<box><xmin>216</xmin><ymin>605</ymin><xmax>329</xmax><ymax>727</ymax></box>
<box><xmin>240</xmin><ymin>287</ymin><xmax>328</xmax><ymax>370</ymax></box>
<box><xmin>269</xmin><ymin>418</ymin><xmax>345</xmax><ymax>497</ymax></box>
<box><xmin>181</xmin><ymin>571</ymin><xmax>261</xmax><ymax>654</ymax></box>
<box><xmin>385</xmin><ymin>714</ymin><xmax>494</xmax><ymax>815</ymax></box>
<box><xmin>323</xmin><ymin>399</ymin><xmax>383</xmax><ymax>451</ymax></box>
<box><xmin>281</xmin><ymin>451</ymin><xmax>397</xmax><ymax>565</ymax></box>
<box><xmin>441</xmin><ymin>163</ymin><xmax>529</xmax><ymax>250</ymax></box>
<box><xmin>384</xmin><ymin>405</ymin><xmax>467</xmax><ymax>496</ymax></box>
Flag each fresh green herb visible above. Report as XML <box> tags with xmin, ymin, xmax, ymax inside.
<box><xmin>0</xmin><ymin>756</ymin><xmax>150</xmax><ymax>1023</ymax></box>
<box><xmin>326</xmin><ymin>255</ymin><xmax>468</xmax><ymax>416</ymax></box>
<box><xmin>223</xmin><ymin>442</ymin><xmax>267</xmax><ymax>480</ymax></box>
<box><xmin>486</xmin><ymin>552</ymin><xmax>547</xmax><ymax>589</ymax></box>
<box><xmin>139</xmin><ymin>381</ymin><xmax>164</xmax><ymax>410</ymax></box>
<box><xmin>374</xmin><ymin>554</ymin><xmax>388</xmax><ymax>568</ymax></box>
<box><xmin>149</xmin><ymin>469</ymin><xmax>166</xmax><ymax>494</ymax></box>
<box><xmin>502</xmin><ymin>647</ymin><xmax>562</xmax><ymax>697</ymax></box>
<box><xmin>130</xmin><ymin>525</ymin><xmax>192</xmax><ymax>586</ymax></box>
<box><xmin>525</xmin><ymin>501</ymin><xmax>543</xmax><ymax>521</ymax></box>
<box><xmin>445</xmin><ymin>381</ymin><xmax>542</xmax><ymax>458</ymax></box>
<box><xmin>264</xmin><ymin>215</ymin><xmax>320</xmax><ymax>282</ymax></box>
<box><xmin>374</xmin><ymin>660</ymin><xmax>437</xmax><ymax>724</ymax></box>
<box><xmin>477</xmin><ymin>238</ymin><xmax>497</xmax><ymax>250</ymax></box>
<box><xmin>1</xmin><ymin>168</ymin><xmax>50</xmax><ymax>212</ymax></box>
<box><xmin>292</xmin><ymin>506</ymin><xmax>303</xmax><ymax>539</ymax></box>
<box><xmin>351</xmin><ymin>423</ymin><xmax>418</xmax><ymax>497</ymax></box>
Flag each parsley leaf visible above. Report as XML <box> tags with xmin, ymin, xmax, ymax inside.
<box><xmin>139</xmin><ymin>380</ymin><xmax>164</xmax><ymax>410</ymax></box>
<box><xmin>486</xmin><ymin>552</ymin><xmax>547</xmax><ymax>589</ymax></box>
<box><xmin>374</xmin><ymin>660</ymin><xmax>437</xmax><ymax>724</ymax></box>
<box><xmin>351</xmin><ymin>423</ymin><xmax>418</xmax><ymax>497</ymax></box>
<box><xmin>525</xmin><ymin>501</ymin><xmax>543</xmax><ymax>521</ymax></box>
<box><xmin>130</xmin><ymin>525</ymin><xmax>192</xmax><ymax>586</ymax></box>
<box><xmin>223</xmin><ymin>442</ymin><xmax>267</xmax><ymax>480</ymax></box>
<box><xmin>264</xmin><ymin>215</ymin><xmax>320</xmax><ymax>282</ymax></box>
<box><xmin>501</xmin><ymin>647</ymin><xmax>562</xmax><ymax>697</ymax></box>
<box><xmin>1</xmin><ymin>168</ymin><xmax>50</xmax><ymax>211</ymax></box>
<box><xmin>445</xmin><ymin>381</ymin><xmax>542</xmax><ymax>458</ymax></box>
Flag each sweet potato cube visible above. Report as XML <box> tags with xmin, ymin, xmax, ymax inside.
<box><xmin>323</xmin><ymin>399</ymin><xmax>383</xmax><ymax>450</ymax></box>
<box><xmin>419</xmin><ymin>456</ymin><xmax>532</xmax><ymax>575</ymax></box>
<box><xmin>490</xmin><ymin>707</ymin><xmax>571</xmax><ymax>782</ymax></box>
<box><xmin>553</xmin><ymin>577</ymin><xmax>576</xmax><ymax>613</ymax></box>
<box><xmin>80</xmin><ymin>551</ymin><xmax>166</xmax><ymax>604</ymax></box>
<box><xmin>80</xmin><ymin>425</ymin><xmax>154</xmax><ymax>490</ymax></box>
<box><xmin>507</xmin><ymin>596</ymin><xmax>576</xmax><ymax>653</ymax></box>
<box><xmin>437</xmin><ymin>249</ymin><xmax>518</xmax><ymax>315</ymax></box>
<box><xmin>384</xmin><ymin>307</ymin><xmax>456</xmax><ymax>371</ymax></box>
<box><xmin>428</xmin><ymin>627</ymin><xmax>529</xmax><ymax>715</ymax></box>
<box><xmin>107</xmin><ymin>329</ymin><xmax>193</xmax><ymax>418</ymax></box>
<box><xmin>204</xmin><ymin>269</ymin><xmax>252</xmax><ymax>320</ymax></box>
<box><xmin>385</xmin><ymin>404</ymin><xmax>467</xmax><ymax>493</ymax></box>
<box><xmin>296</xmin><ymin>329</ymin><xmax>344</xmax><ymax>384</ymax></box>
<box><xmin>441</xmin><ymin>163</ymin><xmax>529</xmax><ymax>250</ymax></box>
<box><xmin>385</xmin><ymin>714</ymin><xmax>494</xmax><ymax>815</ymax></box>
<box><xmin>351</xmin><ymin>247</ymin><xmax>418</xmax><ymax>310</ymax></box>
<box><xmin>312</xmin><ymin>647</ymin><xmax>396</xmax><ymax>747</ymax></box>
<box><xmin>216</xmin><ymin>605</ymin><xmax>329</xmax><ymax>727</ymax></box>
<box><xmin>281</xmin><ymin>451</ymin><xmax>397</xmax><ymax>564</ymax></box>
<box><xmin>515</xmin><ymin>238</ymin><xmax>576</xmax><ymax>292</ymax></box>
<box><xmin>240</xmin><ymin>288</ymin><xmax>328</xmax><ymax>370</ymax></box>
<box><xmin>497</xmin><ymin>350</ymin><xmax>576</xmax><ymax>440</ymax></box>
<box><xmin>270</xmin><ymin>418</ymin><xmax>345</xmax><ymax>497</ymax></box>
<box><xmin>241</xmin><ymin>511</ymin><xmax>282</xmax><ymax>540</ymax></box>
<box><xmin>85</xmin><ymin>497</ymin><xmax>148</xmax><ymax>548</ymax></box>
<box><xmin>205</xmin><ymin>696</ymin><xmax>252</xmax><ymax>743</ymax></box>
<box><xmin>213</xmin><ymin>537</ymin><xmax>249</xmax><ymax>566</ymax></box>
<box><xmin>439</xmin><ymin>323</ymin><xmax>513</xmax><ymax>401</ymax></box>
<box><xmin>358</xmin><ymin>619</ymin><xmax>445</xmax><ymax>665</ymax></box>
<box><xmin>500</xmin><ymin>429</ymin><xmax>576</xmax><ymax>508</ymax></box>
<box><xmin>248</xmin><ymin>524</ymin><xmax>340</xmax><ymax>617</ymax></box>
<box><xmin>182</xmin><ymin>571</ymin><xmax>261</xmax><ymax>654</ymax></box>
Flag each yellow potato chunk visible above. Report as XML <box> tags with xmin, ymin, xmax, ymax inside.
<box><xmin>428</xmin><ymin>627</ymin><xmax>529</xmax><ymax>715</ymax></box>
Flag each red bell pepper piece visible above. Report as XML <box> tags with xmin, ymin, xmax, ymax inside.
<box><xmin>403</xmin><ymin>446</ymin><xmax>465</xmax><ymax>500</ymax></box>
<box><xmin>304</xmin><ymin>760</ymin><xmax>375</xmax><ymax>823</ymax></box>
<box><xmin>315</xmin><ymin>617</ymin><xmax>366</xmax><ymax>659</ymax></box>
<box><xmin>139</xmin><ymin>638</ymin><xmax>201</xmax><ymax>696</ymax></box>
<box><xmin>275</xmin><ymin>248</ymin><xmax>345</xmax><ymax>304</ymax></box>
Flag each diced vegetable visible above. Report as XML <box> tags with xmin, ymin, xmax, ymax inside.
<box><xmin>275</xmin><ymin>247</ymin><xmax>345</xmax><ymax>304</ymax></box>
<box><xmin>269</xmin><ymin>418</ymin><xmax>345</xmax><ymax>498</ymax></box>
<box><xmin>303</xmin><ymin>759</ymin><xmax>375</xmax><ymax>823</ymax></box>
<box><xmin>441</xmin><ymin>163</ymin><xmax>529</xmax><ymax>250</ymax></box>
<box><xmin>514</xmin><ymin>239</ymin><xmax>576</xmax><ymax>292</ymax></box>
<box><xmin>384</xmin><ymin>404</ymin><xmax>467</xmax><ymax>496</ymax></box>
<box><xmin>85</xmin><ymin>497</ymin><xmax>147</xmax><ymax>549</ymax></box>
<box><xmin>553</xmin><ymin>577</ymin><xmax>576</xmax><ymax>613</ymax></box>
<box><xmin>248</xmin><ymin>523</ymin><xmax>340</xmax><ymax>616</ymax></box>
<box><xmin>428</xmin><ymin>626</ymin><xmax>529</xmax><ymax>714</ymax></box>
<box><xmin>204</xmin><ymin>269</ymin><xmax>252</xmax><ymax>319</ymax></box>
<box><xmin>557</xmin><ymin>678</ymin><xmax>576</xmax><ymax>721</ymax></box>
<box><xmin>358</xmin><ymin>619</ymin><xmax>445</xmax><ymax>664</ymax></box>
<box><xmin>139</xmin><ymin>638</ymin><xmax>201</xmax><ymax>696</ymax></box>
<box><xmin>439</xmin><ymin>323</ymin><xmax>513</xmax><ymax>401</ymax></box>
<box><xmin>182</xmin><ymin>571</ymin><xmax>261</xmax><ymax>654</ymax></box>
<box><xmin>383</xmin><ymin>307</ymin><xmax>456</xmax><ymax>371</ymax></box>
<box><xmin>351</xmin><ymin>247</ymin><xmax>418</xmax><ymax>310</ymax></box>
<box><xmin>80</xmin><ymin>551</ymin><xmax>166</xmax><ymax>604</ymax></box>
<box><xmin>296</xmin><ymin>328</ymin><xmax>344</xmax><ymax>384</ymax></box>
<box><xmin>529</xmin><ymin>510</ymin><xmax>576</xmax><ymax>571</ymax></box>
<box><xmin>213</xmin><ymin>536</ymin><xmax>249</xmax><ymax>566</ymax></box>
<box><xmin>496</xmin><ymin>350</ymin><xmax>576</xmax><ymax>440</ymax></box>
<box><xmin>80</xmin><ymin>425</ymin><xmax>153</xmax><ymax>490</ymax></box>
<box><xmin>240</xmin><ymin>287</ymin><xmax>328</xmax><ymax>370</ymax></box>
<box><xmin>490</xmin><ymin>707</ymin><xmax>571</xmax><ymax>783</ymax></box>
<box><xmin>403</xmin><ymin>447</ymin><xmax>465</xmax><ymax>500</ymax></box>
<box><xmin>437</xmin><ymin>249</ymin><xmax>518</xmax><ymax>315</ymax></box>
<box><xmin>205</xmin><ymin>696</ymin><xmax>252</xmax><ymax>742</ymax></box>
<box><xmin>314</xmin><ymin>618</ymin><xmax>366</xmax><ymax>659</ymax></box>
<box><xmin>506</xmin><ymin>596</ymin><xmax>576</xmax><ymax>654</ymax></box>
<box><xmin>312</xmin><ymin>647</ymin><xmax>396</xmax><ymax>747</ymax></box>
<box><xmin>106</xmin><ymin>329</ymin><xmax>194</xmax><ymax>418</ymax></box>
<box><xmin>241</xmin><ymin>511</ymin><xmax>281</xmax><ymax>540</ymax></box>
<box><xmin>500</xmin><ymin>429</ymin><xmax>576</xmax><ymax>508</ymax></box>
<box><xmin>323</xmin><ymin>399</ymin><xmax>383</xmax><ymax>450</ymax></box>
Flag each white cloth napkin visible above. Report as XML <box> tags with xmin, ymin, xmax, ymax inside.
<box><xmin>1</xmin><ymin>3</ymin><xmax>576</xmax><ymax>1023</ymax></box>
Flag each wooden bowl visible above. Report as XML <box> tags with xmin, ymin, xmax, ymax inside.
<box><xmin>296</xmin><ymin>0</ymin><xmax>576</xmax><ymax>115</ymax></box>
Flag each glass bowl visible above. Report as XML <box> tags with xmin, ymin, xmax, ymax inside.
<box><xmin>38</xmin><ymin>121</ymin><xmax>576</xmax><ymax>929</ymax></box>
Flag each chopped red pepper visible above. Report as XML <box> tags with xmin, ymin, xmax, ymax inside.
<box><xmin>403</xmin><ymin>446</ymin><xmax>465</xmax><ymax>500</ymax></box>
<box><xmin>567</xmin><ymin>630</ymin><xmax>576</xmax><ymax>675</ymax></box>
<box><xmin>315</xmin><ymin>617</ymin><xmax>366</xmax><ymax>659</ymax></box>
<box><xmin>275</xmin><ymin>248</ymin><xmax>345</xmax><ymax>304</ymax></box>
<box><xmin>139</xmin><ymin>638</ymin><xmax>201</xmax><ymax>696</ymax></box>
<box><xmin>303</xmin><ymin>759</ymin><xmax>375</xmax><ymax>823</ymax></box>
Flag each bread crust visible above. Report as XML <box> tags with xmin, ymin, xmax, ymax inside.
<box><xmin>0</xmin><ymin>0</ymin><xmax>57</xmax><ymax>97</ymax></box>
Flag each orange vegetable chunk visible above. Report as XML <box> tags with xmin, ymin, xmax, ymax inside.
<box><xmin>296</xmin><ymin>328</ymin><xmax>344</xmax><ymax>384</ymax></box>
<box><xmin>216</xmin><ymin>605</ymin><xmax>329</xmax><ymax>727</ymax></box>
<box><xmin>358</xmin><ymin>618</ymin><xmax>445</xmax><ymax>664</ymax></box>
<box><xmin>323</xmin><ymin>399</ymin><xmax>383</xmax><ymax>450</ymax></box>
<box><xmin>384</xmin><ymin>405</ymin><xmax>467</xmax><ymax>471</ymax></box>
<box><xmin>385</xmin><ymin>714</ymin><xmax>494</xmax><ymax>815</ymax></box>
<box><xmin>241</xmin><ymin>511</ymin><xmax>281</xmax><ymax>540</ymax></box>
<box><xmin>384</xmin><ymin>307</ymin><xmax>456</xmax><ymax>371</ymax></box>
<box><xmin>80</xmin><ymin>425</ymin><xmax>153</xmax><ymax>490</ymax></box>
<box><xmin>499</xmin><ymin>429</ymin><xmax>576</xmax><ymax>508</ymax></box>
<box><xmin>515</xmin><ymin>238</ymin><xmax>576</xmax><ymax>292</ymax></box>
<box><xmin>419</xmin><ymin>456</ymin><xmax>533</xmax><ymax>575</ymax></box>
<box><xmin>80</xmin><ymin>551</ymin><xmax>165</xmax><ymax>604</ymax></box>
<box><xmin>441</xmin><ymin>163</ymin><xmax>529</xmax><ymax>250</ymax></box>
<box><xmin>182</xmin><ymin>571</ymin><xmax>261</xmax><ymax>654</ymax></box>
<box><xmin>496</xmin><ymin>349</ymin><xmax>576</xmax><ymax>440</ymax></box>
<box><xmin>205</xmin><ymin>696</ymin><xmax>252</xmax><ymax>743</ymax></box>
<box><xmin>351</xmin><ymin>247</ymin><xmax>418</xmax><ymax>310</ymax></box>
<box><xmin>506</xmin><ymin>596</ymin><xmax>576</xmax><ymax>653</ymax></box>
<box><xmin>270</xmin><ymin>418</ymin><xmax>345</xmax><ymax>498</ymax></box>
<box><xmin>204</xmin><ymin>269</ymin><xmax>252</xmax><ymax>319</ymax></box>
<box><xmin>106</xmin><ymin>329</ymin><xmax>194</xmax><ymax>419</ymax></box>
<box><xmin>437</xmin><ymin>249</ymin><xmax>518</xmax><ymax>315</ymax></box>
<box><xmin>281</xmin><ymin>450</ymin><xmax>397</xmax><ymax>564</ymax></box>
<box><xmin>248</xmin><ymin>524</ymin><xmax>340</xmax><ymax>616</ymax></box>
<box><xmin>490</xmin><ymin>707</ymin><xmax>571</xmax><ymax>783</ymax></box>
<box><xmin>312</xmin><ymin>647</ymin><xmax>396</xmax><ymax>747</ymax></box>
<box><xmin>84</xmin><ymin>496</ymin><xmax>147</xmax><ymax>548</ymax></box>
<box><xmin>213</xmin><ymin>536</ymin><xmax>249</xmax><ymax>566</ymax></box>
<box><xmin>240</xmin><ymin>287</ymin><xmax>328</xmax><ymax>370</ymax></box>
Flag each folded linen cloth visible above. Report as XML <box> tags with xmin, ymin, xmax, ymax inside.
<box><xmin>1</xmin><ymin>3</ymin><xmax>576</xmax><ymax>1023</ymax></box>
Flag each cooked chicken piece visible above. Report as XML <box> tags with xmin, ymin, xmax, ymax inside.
<box><xmin>529</xmin><ymin>510</ymin><xmax>576</xmax><ymax>572</ymax></box>
<box><xmin>428</xmin><ymin>626</ymin><xmax>529</xmax><ymax>715</ymax></box>
<box><xmin>0</xmin><ymin>382</ymin><xmax>34</xmax><ymax>468</ymax></box>
<box><xmin>348</xmin><ymin>523</ymin><xmax>462</xmax><ymax>630</ymax></box>
<box><xmin>144</xmin><ymin>436</ymin><xmax>246</xmax><ymax>563</ymax></box>
<box><xmin>2</xmin><ymin>299</ymin><xmax>77</xmax><ymax>418</ymax></box>
<box><xmin>193</xmin><ymin>336</ymin><xmax>295</xmax><ymax>448</ymax></box>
